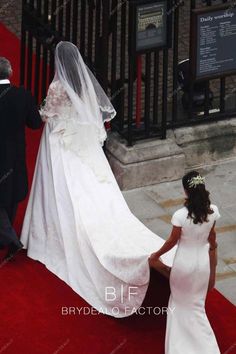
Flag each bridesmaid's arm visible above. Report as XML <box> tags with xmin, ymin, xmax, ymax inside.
<box><xmin>208</xmin><ymin>222</ymin><xmax>218</xmax><ymax>291</ymax></box>
<box><xmin>208</xmin><ymin>222</ymin><xmax>218</xmax><ymax>251</ymax></box>
<box><xmin>149</xmin><ymin>226</ymin><xmax>181</xmax><ymax>266</ymax></box>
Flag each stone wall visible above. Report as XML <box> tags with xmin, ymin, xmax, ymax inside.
<box><xmin>106</xmin><ymin>118</ymin><xmax>236</xmax><ymax>190</ymax></box>
<box><xmin>0</xmin><ymin>0</ymin><xmax>21</xmax><ymax>37</ymax></box>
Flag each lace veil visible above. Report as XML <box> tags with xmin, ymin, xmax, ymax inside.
<box><xmin>42</xmin><ymin>41</ymin><xmax>116</xmax><ymax>145</ymax></box>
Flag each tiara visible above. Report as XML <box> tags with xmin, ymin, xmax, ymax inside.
<box><xmin>188</xmin><ymin>175</ymin><xmax>205</xmax><ymax>188</ymax></box>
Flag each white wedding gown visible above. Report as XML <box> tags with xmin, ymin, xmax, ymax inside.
<box><xmin>21</xmin><ymin>81</ymin><xmax>176</xmax><ymax>318</ymax></box>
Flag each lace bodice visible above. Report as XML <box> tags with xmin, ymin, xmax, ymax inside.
<box><xmin>40</xmin><ymin>80</ymin><xmax>108</xmax><ymax>146</ymax></box>
<box><xmin>40</xmin><ymin>81</ymin><xmax>73</xmax><ymax>121</ymax></box>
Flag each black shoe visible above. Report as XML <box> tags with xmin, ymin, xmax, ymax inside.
<box><xmin>4</xmin><ymin>241</ymin><xmax>23</xmax><ymax>261</ymax></box>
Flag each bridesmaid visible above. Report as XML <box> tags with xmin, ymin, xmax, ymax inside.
<box><xmin>149</xmin><ymin>171</ymin><xmax>220</xmax><ymax>354</ymax></box>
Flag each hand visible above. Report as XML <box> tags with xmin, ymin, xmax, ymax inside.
<box><xmin>148</xmin><ymin>252</ymin><xmax>163</xmax><ymax>268</ymax></box>
<box><xmin>148</xmin><ymin>252</ymin><xmax>159</xmax><ymax>268</ymax></box>
<box><xmin>148</xmin><ymin>255</ymin><xmax>171</xmax><ymax>279</ymax></box>
<box><xmin>149</xmin><ymin>252</ymin><xmax>160</xmax><ymax>261</ymax></box>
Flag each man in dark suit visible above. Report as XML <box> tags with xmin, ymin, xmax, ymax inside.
<box><xmin>0</xmin><ymin>57</ymin><xmax>42</xmax><ymax>260</ymax></box>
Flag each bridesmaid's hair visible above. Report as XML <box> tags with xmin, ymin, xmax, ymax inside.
<box><xmin>182</xmin><ymin>171</ymin><xmax>213</xmax><ymax>224</ymax></box>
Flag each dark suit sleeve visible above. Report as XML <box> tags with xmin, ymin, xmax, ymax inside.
<box><xmin>25</xmin><ymin>91</ymin><xmax>42</xmax><ymax>129</ymax></box>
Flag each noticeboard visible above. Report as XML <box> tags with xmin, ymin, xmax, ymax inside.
<box><xmin>129</xmin><ymin>0</ymin><xmax>170</xmax><ymax>54</ymax></box>
<box><xmin>191</xmin><ymin>4</ymin><xmax>236</xmax><ymax>81</ymax></box>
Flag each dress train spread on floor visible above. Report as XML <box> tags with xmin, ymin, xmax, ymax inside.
<box><xmin>21</xmin><ymin>82</ymin><xmax>176</xmax><ymax>318</ymax></box>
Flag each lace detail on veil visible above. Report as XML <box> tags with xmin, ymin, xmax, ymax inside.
<box><xmin>40</xmin><ymin>80</ymin><xmax>108</xmax><ymax>146</ymax></box>
<box><xmin>40</xmin><ymin>81</ymin><xmax>72</xmax><ymax>121</ymax></box>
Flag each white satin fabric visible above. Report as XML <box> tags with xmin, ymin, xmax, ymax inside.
<box><xmin>165</xmin><ymin>206</ymin><xmax>221</xmax><ymax>353</ymax></box>
<box><xmin>21</xmin><ymin>81</ymin><xmax>176</xmax><ymax>318</ymax></box>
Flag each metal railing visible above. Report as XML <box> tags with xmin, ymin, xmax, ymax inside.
<box><xmin>20</xmin><ymin>0</ymin><xmax>236</xmax><ymax>146</ymax></box>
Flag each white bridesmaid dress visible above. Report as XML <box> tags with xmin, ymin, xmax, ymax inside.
<box><xmin>21</xmin><ymin>81</ymin><xmax>176</xmax><ymax>318</ymax></box>
<box><xmin>165</xmin><ymin>205</ymin><xmax>221</xmax><ymax>354</ymax></box>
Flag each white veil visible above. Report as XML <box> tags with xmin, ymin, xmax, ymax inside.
<box><xmin>53</xmin><ymin>41</ymin><xmax>116</xmax><ymax>143</ymax></box>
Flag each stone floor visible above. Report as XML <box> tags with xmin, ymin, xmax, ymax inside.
<box><xmin>123</xmin><ymin>158</ymin><xmax>236</xmax><ymax>306</ymax></box>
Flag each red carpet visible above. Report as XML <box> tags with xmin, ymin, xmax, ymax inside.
<box><xmin>0</xmin><ymin>23</ymin><xmax>236</xmax><ymax>354</ymax></box>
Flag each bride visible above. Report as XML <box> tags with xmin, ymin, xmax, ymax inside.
<box><xmin>21</xmin><ymin>41</ymin><xmax>176</xmax><ymax>317</ymax></box>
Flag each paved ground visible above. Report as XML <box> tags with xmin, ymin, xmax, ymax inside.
<box><xmin>123</xmin><ymin>158</ymin><xmax>236</xmax><ymax>306</ymax></box>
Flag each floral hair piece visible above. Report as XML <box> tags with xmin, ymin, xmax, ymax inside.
<box><xmin>188</xmin><ymin>175</ymin><xmax>205</xmax><ymax>188</ymax></box>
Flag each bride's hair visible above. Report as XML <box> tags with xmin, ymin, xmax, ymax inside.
<box><xmin>182</xmin><ymin>171</ymin><xmax>213</xmax><ymax>224</ymax></box>
<box><xmin>56</xmin><ymin>42</ymin><xmax>82</xmax><ymax>97</ymax></box>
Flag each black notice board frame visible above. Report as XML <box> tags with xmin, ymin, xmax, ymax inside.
<box><xmin>129</xmin><ymin>0</ymin><xmax>172</xmax><ymax>56</ymax></box>
<box><xmin>190</xmin><ymin>3</ymin><xmax>236</xmax><ymax>82</ymax></box>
